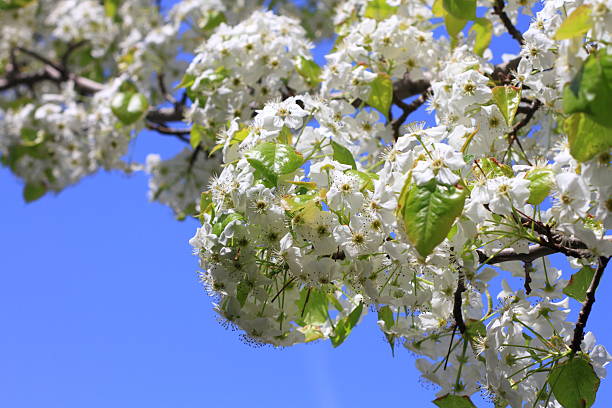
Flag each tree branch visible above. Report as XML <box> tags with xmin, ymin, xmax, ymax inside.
<box><xmin>453</xmin><ymin>268</ymin><xmax>467</xmax><ymax>334</ymax></box>
<box><xmin>492</xmin><ymin>0</ymin><xmax>525</xmax><ymax>46</ymax></box>
<box><xmin>144</xmin><ymin>121</ymin><xmax>191</xmax><ymax>143</ymax></box>
<box><xmin>570</xmin><ymin>257</ymin><xmax>610</xmax><ymax>353</ymax></box>
<box><xmin>391</xmin><ymin>88</ymin><xmax>430</xmax><ymax>140</ymax></box>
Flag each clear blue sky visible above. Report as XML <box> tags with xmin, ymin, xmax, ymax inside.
<box><xmin>1</xmin><ymin>4</ymin><xmax>611</xmax><ymax>407</ymax></box>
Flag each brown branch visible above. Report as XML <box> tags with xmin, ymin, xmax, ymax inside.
<box><xmin>570</xmin><ymin>257</ymin><xmax>610</xmax><ymax>353</ymax></box>
<box><xmin>453</xmin><ymin>268</ymin><xmax>467</xmax><ymax>334</ymax></box>
<box><xmin>145</xmin><ymin>121</ymin><xmax>191</xmax><ymax>142</ymax></box>
<box><xmin>391</xmin><ymin>89</ymin><xmax>430</xmax><ymax>140</ymax></box>
<box><xmin>505</xmin><ymin>98</ymin><xmax>541</xmax><ymax>165</ymax></box>
<box><xmin>492</xmin><ymin>0</ymin><xmax>525</xmax><ymax>46</ymax></box>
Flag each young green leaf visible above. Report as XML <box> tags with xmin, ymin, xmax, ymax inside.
<box><xmin>398</xmin><ymin>179</ymin><xmax>467</xmax><ymax>258</ymax></box>
<box><xmin>445</xmin><ymin>14</ymin><xmax>468</xmax><ymax>43</ymax></box>
<box><xmin>491</xmin><ymin>86</ymin><xmax>522</xmax><ymax>126</ymax></box>
<box><xmin>363</xmin><ymin>0</ymin><xmax>398</xmax><ymax>20</ymax></box>
<box><xmin>442</xmin><ymin>0</ymin><xmax>476</xmax><ymax>20</ymax></box>
<box><xmin>563</xmin><ymin>113</ymin><xmax>612</xmax><ymax>162</ymax></box>
<box><xmin>548</xmin><ymin>356</ymin><xmax>600</xmax><ymax>408</ymax></box>
<box><xmin>563</xmin><ymin>266</ymin><xmax>595</xmax><ymax>302</ymax></box>
<box><xmin>378</xmin><ymin>306</ymin><xmax>396</xmax><ymax>355</ymax></box>
<box><xmin>0</xmin><ymin>0</ymin><xmax>34</xmax><ymax>10</ymax></box>
<box><xmin>295</xmin><ymin>288</ymin><xmax>329</xmax><ymax>326</ymax></box>
<box><xmin>367</xmin><ymin>73</ymin><xmax>393</xmax><ymax>118</ymax></box>
<box><xmin>111</xmin><ymin>91</ymin><xmax>149</xmax><ymax>125</ymax></box>
<box><xmin>104</xmin><ymin>0</ymin><xmax>120</xmax><ymax>19</ymax></box>
<box><xmin>554</xmin><ymin>5</ymin><xmax>593</xmax><ymax>40</ymax></box>
<box><xmin>330</xmin><ymin>302</ymin><xmax>363</xmax><ymax>347</ymax></box>
<box><xmin>433</xmin><ymin>394</ymin><xmax>477</xmax><ymax>408</ymax></box>
<box><xmin>470</xmin><ymin>18</ymin><xmax>493</xmax><ymax>57</ymax></box>
<box><xmin>246</xmin><ymin>142</ymin><xmax>305</xmax><ymax>187</ymax></box>
<box><xmin>525</xmin><ymin>168</ymin><xmax>554</xmax><ymax>205</ymax></box>
<box><xmin>23</xmin><ymin>181</ymin><xmax>47</xmax><ymax>203</ymax></box>
<box><xmin>296</xmin><ymin>56</ymin><xmax>322</xmax><ymax>88</ymax></box>
<box><xmin>564</xmin><ymin>51</ymin><xmax>612</xmax><ymax>128</ymax></box>
<box><xmin>331</xmin><ymin>140</ymin><xmax>356</xmax><ymax>169</ymax></box>
<box><xmin>199</xmin><ymin>10</ymin><xmax>226</xmax><ymax>31</ymax></box>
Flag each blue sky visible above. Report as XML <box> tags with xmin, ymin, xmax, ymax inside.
<box><xmin>1</xmin><ymin>3</ymin><xmax>611</xmax><ymax>407</ymax></box>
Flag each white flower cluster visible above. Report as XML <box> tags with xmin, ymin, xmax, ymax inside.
<box><xmin>183</xmin><ymin>11</ymin><xmax>315</xmax><ymax>137</ymax></box>
<box><xmin>146</xmin><ymin>149</ymin><xmax>222</xmax><ymax>218</ymax></box>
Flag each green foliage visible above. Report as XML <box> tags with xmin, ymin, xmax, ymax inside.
<box><xmin>563</xmin><ymin>113</ymin><xmax>612</xmax><ymax>162</ymax></box>
<box><xmin>0</xmin><ymin>0</ymin><xmax>34</xmax><ymax>10</ymax></box>
<box><xmin>367</xmin><ymin>73</ymin><xmax>393</xmax><ymax>118</ymax></box>
<box><xmin>104</xmin><ymin>0</ymin><xmax>120</xmax><ymax>20</ymax></box>
<box><xmin>475</xmin><ymin>157</ymin><xmax>514</xmax><ymax>179</ymax></box>
<box><xmin>525</xmin><ymin>168</ymin><xmax>555</xmax><ymax>205</ymax></box>
<box><xmin>433</xmin><ymin>394</ymin><xmax>477</xmax><ymax>408</ymax></box>
<box><xmin>330</xmin><ymin>302</ymin><xmax>363</xmax><ymax>347</ymax></box>
<box><xmin>296</xmin><ymin>56</ymin><xmax>322</xmax><ymax>88</ymax></box>
<box><xmin>246</xmin><ymin>142</ymin><xmax>305</xmax><ymax>187</ymax></box>
<box><xmin>212</xmin><ymin>212</ymin><xmax>244</xmax><ymax>236</ymax></box>
<box><xmin>491</xmin><ymin>86</ymin><xmax>522</xmax><ymax>126</ymax></box>
<box><xmin>442</xmin><ymin>0</ymin><xmax>476</xmax><ymax>20</ymax></box>
<box><xmin>111</xmin><ymin>82</ymin><xmax>149</xmax><ymax>125</ymax></box>
<box><xmin>548</xmin><ymin>356</ymin><xmax>600</xmax><ymax>408</ymax></box>
<box><xmin>554</xmin><ymin>5</ymin><xmax>593</xmax><ymax>40</ymax></box>
<box><xmin>564</xmin><ymin>51</ymin><xmax>612</xmax><ymax>128</ymax></box>
<box><xmin>470</xmin><ymin>18</ymin><xmax>493</xmax><ymax>57</ymax></box>
<box><xmin>295</xmin><ymin>288</ymin><xmax>328</xmax><ymax>325</ymax></box>
<box><xmin>23</xmin><ymin>181</ymin><xmax>47</xmax><ymax>203</ymax></box>
<box><xmin>398</xmin><ymin>179</ymin><xmax>467</xmax><ymax>258</ymax></box>
<box><xmin>190</xmin><ymin>123</ymin><xmax>214</xmax><ymax>149</ymax></box>
<box><xmin>331</xmin><ymin>140</ymin><xmax>356</xmax><ymax>169</ymax></box>
<box><xmin>378</xmin><ymin>306</ymin><xmax>396</xmax><ymax>354</ymax></box>
<box><xmin>363</xmin><ymin>0</ymin><xmax>398</xmax><ymax>20</ymax></box>
<box><xmin>563</xmin><ymin>266</ymin><xmax>595</xmax><ymax>302</ymax></box>
<box><xmin>199</xmin><ymin>10</ymin><xmax>226</xmax><ymax>31</ymax></box>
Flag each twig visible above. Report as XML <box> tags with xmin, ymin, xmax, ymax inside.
<box><xmin>570</xmin><ymin>257</ymin><xmax>610</xmax><ymax>353</ymax></box>
<box><xmin>391</xmin><ymin>89</ymin><xmax>429</xmax><ymax>140</ymax></box>
<box><xmin>145</xmin><ymin>121</ymin><xmax>191</xmax><ymax>143</ymax></box>
<box><xmin>453</xmin><ymin>269</ymin><xmax>467</xmax><ymax>334</ymax></box>
<box><xmin>505</xmin><ymin>98</ymin><xmax>541</xmax><ymax>165</ymax></box>
<box><xmin>523</xmin><ymin>261</ymin><xmax>532</xmax><ymax>295</ymax></box>
<box><xmin>492</xmin><ymin>0</ymin><xmax>525</xmax><ymax>46</ymax></box>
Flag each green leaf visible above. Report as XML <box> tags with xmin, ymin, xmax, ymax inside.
<box><xmin>176</xmin><ymin>73</ymin><xmax>195</xmax><ymax>89</ymax></box>
<box><xmin>212</xmin><ymin>212</ymin><xmax>244</xmax><ymax>236</ymax></box>
<box><xmin>443</xmin><ymin>0</ymin><xmax>476</xmax><ymax>20</ymax></box>
<box><xmin>491</xmin><ymin>86</ymin><xmax>522</xmax><ymax>126</ymax></box>
<box><xmin>104</xmin><ymin>0</ymin><xmax>120</xmax><ymax>19</ymax></box>
<box><xmin>330</xmin><ymin>302</ymin><xmax>363</xmax><ymax>347</ymax></box>
<box><xmin>548</xmin><ymin>356</ymin><xmax>600</xmax><ymax>408</ymax></box>
<box><xmin>295</xmin><ymin>288</ymin><xmax>328</xmax><ymax>326</ymax></box>
<box><xmin>432</xmin><ymin>0</ymin><xmax>446</xmax><ymax>16</ymax></box>
<box><xmin>23</xmin><ymin>182</ymin><xmax>47</xmax><ymax>203</ymax></box>
<box><xmin>199</xmin><ymin>10</ymin><xmax>226</xmax><ymax>31</ymax></box>
<box><xmin>331</xmin><ymin>140</ymin><xmax>356</xmax><ymax>169</ymax></box>
<box><xmin>190</xmin><ymin>123</ymin><xmax>214</xmax><ymax>149</ymax></box>
<box><xmin>445</xmin><ymin>14</ymin><xmax>468</xmax><ymax>44</ymax></box>
<box><xmin>0</xmin><ymin>0</ymin><xmax>34</xmax><ymax>10</ymax></box>
<box><xmin>554</xmin><ymin>5</ymin><xmax>593</xmax><ymax>40</ymax></box>
<box><xmin>378</xmin><ymin>306</ymin><xmax>396</xmax><ymax>355</ymax></box>
<box><xmin>465</xmin><ymin>319</ymin><xmax>487</xmax><ymax>340</ymax></box>
<box><xmin>236</xmin><ymin>280</ymin><xmax>251</xmax><ymax>307</ymax></box>
<box><xmin>470</xmin><ymin>18</ymin><xmax>493</xmax><ymax>57</ymax></box>
<box><xmin>111</xmin><ymin>90</ymin><xmax>149</xmax><ymax>125</ymax></box>
<box><xmin>564</xmin><ymin>51</ymin><xmax>612</xmax><ymax>128</ymax></box>
<box><xmin>366</xmin><ymin>73</ymin><xmax>393</xmax><ymax>118</ymax></box>
<box><xmin>564</xmin><ymin>113</ymin><xmax>612</xmax><ymax>162</ymax></box>
<box><xmin>296</xmin><ymin>57</ymin><xmax>322</xmax><ymax>88</ymax></box>
<box><xmin>433</xmin><ymin>394</ymin><xmax>477</xmax><ymax>408</ymax></box>
<box><xmin>563</xmin><ymin>266</ymin><xmax>595</xmax><ymax>302</ymax></box>
<box><xmin>246</xmin><ymin>142</ymin><xmax>305</xmax><ymax>187</ymax></box>
<box><xmin>398</xmin><ymin>179</ymin><xmax>467</xmax><ymax>258</ymax></box>
<box><xmin>363</xmin><ymin>0</ymin><xmax>398</xmax><ymax>20</ymax></box>
<box><xmin>346</xmin><ymin>169</ymin><xmax>377</xmax><ymax>192</ymax></box>
<box><xmin>525</xmin><ymin>168</ymin><xmax>555</xmax><ymax>205</ymax></box>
